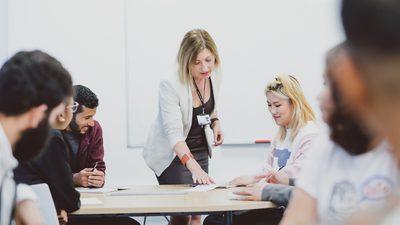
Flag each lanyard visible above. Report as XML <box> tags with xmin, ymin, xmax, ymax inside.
<box><xmin>193</xmin><ymin>78</ymin><xmax>207</xmax><ymax>114</ymax></box>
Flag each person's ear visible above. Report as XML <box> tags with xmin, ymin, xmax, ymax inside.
<box><xmin>27</xmin><ymin>104</ymin><xmax>48</xmax><ymax>128</ymax></box>
<box><xmin>58</xmin><ymin>114</ymin><xmax>66</xmax><ymax>122</ymax></box>
<box><xmin>57</xmin><ymin>110</ymin><xmax>68</xmax><ymax>123</ymax></box>
<box><xmin>333</xmin><ymin>53</ymin><xmax>369</xmax><ymax>116</ymax></box>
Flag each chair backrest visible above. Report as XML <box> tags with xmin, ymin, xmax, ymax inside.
<box><xmin>30</xmin><ymin>183</ymin><xmax>59</xmax><ymax>225</ymax></box>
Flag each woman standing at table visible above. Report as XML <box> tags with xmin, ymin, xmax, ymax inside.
<box><xmin>143</xmin><ymin>28</ymin><xmax>224</xmax><ymax>225</ymax></box>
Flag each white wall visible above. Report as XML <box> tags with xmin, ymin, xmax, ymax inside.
<box><xmin>126</xmin><ymin>0</ymin><xmax>344</xmax><ymax>146</ymax></box>
<box><xmin>0</xmin><ymin>0</ymin><xmax>7</xmax><ymax>64</ymax></box>
<box><xmin>7</xmin><ymin>0</ymin><xmax>157</xmax><ymax>185</ymax></box>
<box><xmin>6</xmin><ymin>0</ymin><xmax>338</xmax><ymax>186</ymax></box>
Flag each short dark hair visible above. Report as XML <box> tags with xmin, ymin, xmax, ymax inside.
<box><xmin>342</xmin><ymin>0</ymin><xmax>400</xmax><ymax>54</ymax></box>
<box><xmin>0</xmin><ymin>50</ymin><xmax>73</xmax><ymax>116</ymax></box>
<box><xmin>73</xmin><ymin>85</ymin><xmax>99</xmax><ymax>114</ymax></box>
<box><xmin>325</xmin><ymin>43</ymin><xmax>373</xmax><ymax>155</ymax></box>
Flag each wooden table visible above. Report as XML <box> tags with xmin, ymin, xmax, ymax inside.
<box><xmin>71</xmin><ymin>185</ymin><xmax>276</xmax><ymax>225</ymax></box>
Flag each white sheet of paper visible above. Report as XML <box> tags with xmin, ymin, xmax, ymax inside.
<box><xmin>80</xmin><ymin>197</ymin><xmax>103</xmax><ymax>205</ymax></box>
<box><xmin>76</xmin><ymin>187</ymin><xmax>118</xmax><ymax>193</ymax></box>
<box><xmin>215</xmin><ymin>183</ymin><xmax>235</xmax><ymax>188</ymax></box>
<box><xmin>184</xmin><ymin>184</ymin><xmax>220</xmax><ymax>192</ymax></box>
<box><xmin>108</xmin><ymin>190</ymin><xmax>187</xmax><ymax>196</ymax></box>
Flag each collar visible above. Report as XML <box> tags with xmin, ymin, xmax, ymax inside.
<box><xmin>0</xmin><ymin>122</ymin><xmax>18</xmax><ymax>174</ymax></box>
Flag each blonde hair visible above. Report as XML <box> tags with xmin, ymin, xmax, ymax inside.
<box><xmin>265</xmin><ymin>74</ymin><xmax>316</xmax><ymax>142</ymax></box>
<box><xmin>177</xmin><ymin>29</ymin><xmax>220</xmax><ymax>84</ymax></box>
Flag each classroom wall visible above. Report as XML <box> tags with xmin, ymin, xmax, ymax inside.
<box><xmin>7</xmin><ymin>0</ymin><xmax>152</xmax><ymax>185</ymax></box>
<box><xmin>5</xmin><ymin>0</ymin><xmax>272</xmax><ymax>186</ymax></box>
<box><xmin>126</xmin><ymin>0</ymin><xmax>343</xmax><ymax>147</ymax></box>
<box><xmin>0</xmin><ymin>0</ymin><xmax>7</xmax><ymax>64</ymax></box>
<box><xmin>5</xmin><ymin>0</ymin><xmax>337</xmax><ymax>186</ymax></box>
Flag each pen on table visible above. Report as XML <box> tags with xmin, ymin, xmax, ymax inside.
<box><xmin>91</xmin><ymin>162</ymin><xmax>98</xmax><ymax>172</ymax></box>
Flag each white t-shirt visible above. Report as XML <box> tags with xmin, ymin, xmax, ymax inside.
<box><xmin>381</xmin><ymin>200</ymin><xmax>400</xmax><ymax>225</ymax></box>
<box><xmin>0</xmin><ymin>123</ymin><xmax>36</xmax><ymax>225</ymax></box>
<box><xmin>297</xmin><ymin>135</ymin><xmax>399</xmax><ymax>225</ymax></box>
<box><xmin>264</xmin><ymin>121</ymin><xmax>320</xmax><ymax>178</ymax></box>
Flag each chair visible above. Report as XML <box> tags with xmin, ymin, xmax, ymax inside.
<box><xmin>30</xmin><ymin>183</ymin><xmax>59</xmax><ymax>225</ymax></box>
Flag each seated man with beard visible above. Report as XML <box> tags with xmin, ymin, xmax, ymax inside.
<box><xmin>0</xmin><ymin>50</ymin><xmax>73</xmax><ymax>225</ymax></box>
<box><xmin>62</xmin><ymin>85</ymin><xmax>106</xmax><ymax>188</ymax></box>
<box><xmin>60</xmin><ymin>88</ymin><xmax>139</xmax><ymax>225</ymax></box>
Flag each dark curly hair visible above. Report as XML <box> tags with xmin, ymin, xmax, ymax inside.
<box><xmin>0</xmin><ymin>50</ymin><xmax>73</xmax><ymax>115</ymax></box>
<box><xmin>73</xmin><ymin>85</ymin><xmax>99</xmax><ymax>114</ymax></box>
<box><xmin>325</xmin><ymin>43</ymin><xmax>373</xmax><ymax>155</ymax></box>
<box><xmin>342</xmin><ymin>0</ymin><xmax>400</xmax><ymax>54</ymax></box>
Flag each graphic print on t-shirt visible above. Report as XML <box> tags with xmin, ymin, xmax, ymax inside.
<box><xmin>328</xmin><ymin>176</ymin><xmax>394</xmax><ymax>221</ymax></box>
<box><xmin>273</xmin><ymin>148</ymin><xmax>291</xmax><ymax>168</ymax></box>
<box><xmin>329</xmin><ymin>181</ymin><xmax>358</xmax><ymax>217</ymax></box>
<box><xmin>360</xmin><ymin>175</ymin><xmax>394</xmax><ymax>200</ymax></box>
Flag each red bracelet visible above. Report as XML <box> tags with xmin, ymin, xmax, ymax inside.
<box><xmin>180</xmin><ymin>153</ymin><xmax>194</xmax><ymax>166</ymax></box>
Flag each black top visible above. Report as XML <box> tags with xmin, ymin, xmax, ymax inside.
<box><xmin>156</xmin><ymin>79</ymin><xmax>215</xmax><ymax>185</ymax></box>
<box><xmin>62</xmin><ymin>131</ymin><xmax>80</xmax><ymax>172</ymax></box>
<box><xmin>14</xmin><ymin>129</ymin><xmax>81</xmax><ymax>213</ymax></box>
<box><xmin>185</xmin><ymin>79</ymin><xmax>215</xmax><ymax>153</ymax></box>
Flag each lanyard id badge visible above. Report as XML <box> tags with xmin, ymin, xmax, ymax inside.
<box><xmin>197</xmin><ymin>114</ymin><xmax>211</xmax><ymax>127</ymax></box>
<box><xmin>193</xmin><ymin>78</ymin><xmax>211</xmax><ymax>128</ymax></box>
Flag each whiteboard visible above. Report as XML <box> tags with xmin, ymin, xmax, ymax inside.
<box><xmin>126</xmin><ymin>0</ymin><xmax>343</xmax><ymax>147</ymax></box>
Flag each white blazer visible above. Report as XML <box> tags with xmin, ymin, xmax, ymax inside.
<box><xmin>143</xmin><ymin>72</ymin><xmax>221</xmax><ymax>176</ymax></box>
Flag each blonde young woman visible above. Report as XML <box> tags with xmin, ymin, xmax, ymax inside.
<box><xmin>143</xmin><ymin>28</ymin><xmax>223</xmax><ymax>225</ymax></box>
<box><xmin>204</xmin><ymin>75</ymin><xmax>319</xmax><ymax>225</ymax></box>
<box><xmin>230</xmin><ymin>74</ymin><xmax>319</xmax><ymax>187</ymax></box>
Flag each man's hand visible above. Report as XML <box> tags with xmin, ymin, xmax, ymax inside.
<box><xmin>15</xmin><ymin>200</ymin><xmax>43</xmax><ymax>225</ymax></box>
<box><xmin>233</xmin><ymin>183</ymin><xmax>267</xmax><ymax>201</ymax></box>
<box><xmin>73</xmin><ymin>168</ymin><xmax>93</xmax><ymax>187</ymax></box>
<box><xmin>58</xmin><ymin>210</ymin><xmax>68</xmax><ymax>225</ymax></box>
<box><xmin>88</xmin><ymin>169</ymin><xmax>105</xmax><ymax>187</ymax></box>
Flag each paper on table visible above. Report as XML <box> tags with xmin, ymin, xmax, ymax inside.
<box><xmin>80</xmin><ymin>197</ymin><xmax>103</xmax><ymax>205</ymax></box>
<box><xmin>76</xmin><ymin>187</ymin><xmax>118</xmax><ymax>193</ymax></box>
<box><xmin>108</xmin><ymin>190</ymin><xmax>187</xmax><ymax>196</ymax></box>
<box><xmin>184</xmin><ymin>184</ymin><xmax>220</xmax><ymax>192</ymax></box>
<box><xmin>215</xmin><ymin>182</ymin><xmax>236</xmax><ymax>188</ymax></box>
